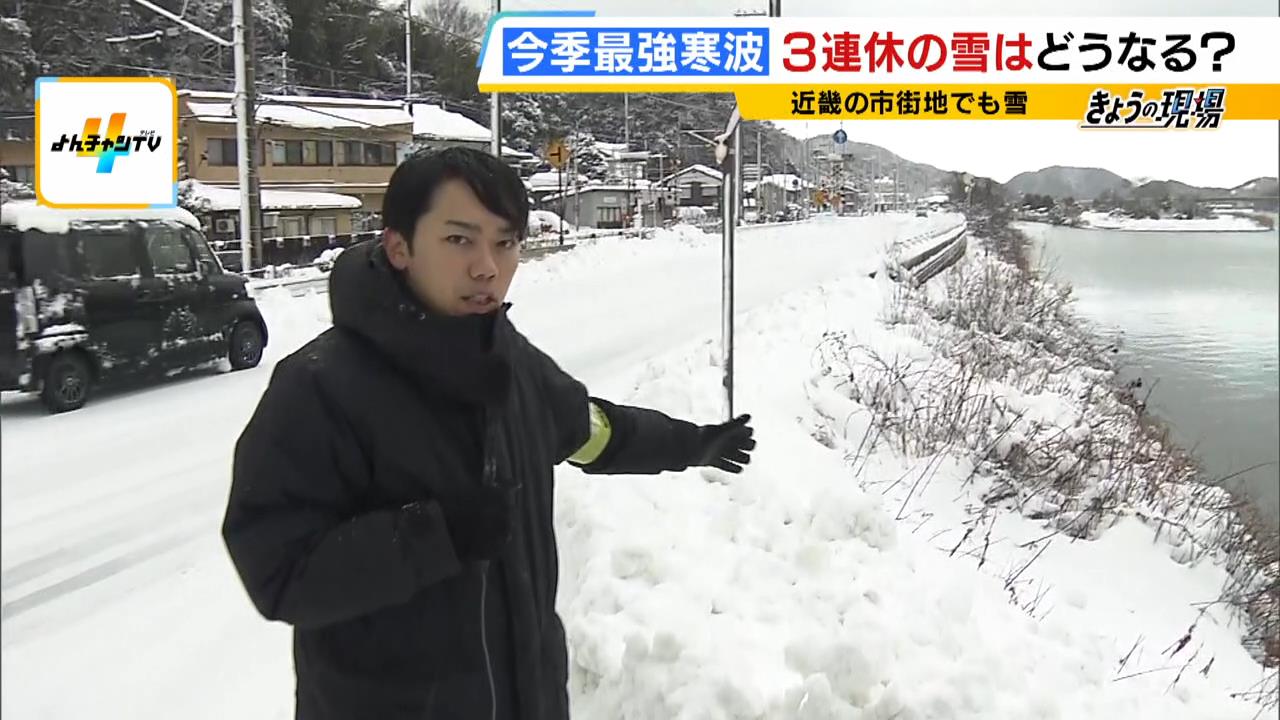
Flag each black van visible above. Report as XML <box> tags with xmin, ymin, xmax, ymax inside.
<box><xmin>0</xmin><ymin>201</ymin><xmax>268</xmax><ymax>413</ymax></box>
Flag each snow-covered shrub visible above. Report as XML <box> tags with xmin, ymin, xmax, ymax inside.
<box><xmin>820</xmin><ymin>227</ymin><xmax>1279</xmax><ymax>673</ymax></box>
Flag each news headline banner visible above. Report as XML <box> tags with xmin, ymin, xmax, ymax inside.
<box><xmin>476</xmin><ymin>16</ymin><xmax>1280</xmax><ymax>124</ymax></box>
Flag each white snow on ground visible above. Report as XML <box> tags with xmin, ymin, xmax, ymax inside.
<box><xmin>1078</xmin><ymin>211</ymin><xmax>1269</xmax><ymax>232</ymax></box>
<box><xmin>1</xmin><ymin>215</ymin><xmax>1269</xmax><ymax>718</ymax></box>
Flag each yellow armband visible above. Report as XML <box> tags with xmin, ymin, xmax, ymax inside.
<box><xmin>568</xmin><ymin>401</ymin><xmax>612</xmax><ymax>465</ymax></box>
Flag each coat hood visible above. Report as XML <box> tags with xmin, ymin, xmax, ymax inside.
<box><xmin>328</xmin><ymin>239</ymin><xmax>512</xmax><ymax>407</ymax></box>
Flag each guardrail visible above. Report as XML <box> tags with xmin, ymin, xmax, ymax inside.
<box><xmin>873</xmin><ymin>221</ymin><xmax>968</xmax><ymax>285</ymax></box>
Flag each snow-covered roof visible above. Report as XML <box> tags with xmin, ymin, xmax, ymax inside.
<box><xmin>527</xmin><ymin>171</ymin><xmax>585</xmax><ymax>190</ymax></box>
<box><xmin>542</xmin><ymin>181</ymin><xmax>652</xmax><ymax>202</ymax></box>
<box><xmin>182</xmin><ymin>180</ymin><xmax>362</xmax><ymax>212</ymax></box>
<box><xmin>181</xmin><ymin>90</ymin><xmax>411</xmax><ymax>130</ymax></box>
<box><xmin>0</xmin><ymin>201</ymin><xmax>201</xmax><ymax>233</ymax></box>
<box><xmin>503</xmin><ymin>146</ymin><xmax>536</xmax><ymax>160</ymax></box>
<box><xmin>663</xmin><ymin>164</ymin><xmax>724</xmax><ymax>184</ymax></box>
<box><xmin>409</xmin><ymin>103</ymin><xmax>490</xmax><ymax>142</ymax></box>
<box><xmin>593</xmin><ymin>142</ymin><xmax>650</xmax><ymax>162</ymax></box>
<box><xmin>759</xmin><ymin>173</ymin><xmax>811</xmax><ymax>190</ymax></box>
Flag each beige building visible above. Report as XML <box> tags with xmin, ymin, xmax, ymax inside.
<box><xmin>0</xmin><ymin>111</ymin><xmax>35</xmax><ymax>185</ymax></box>
<box><xmin>180</xmin><ymin>90</ymin><xmax>413</xmax><ymax>219</ymax></box>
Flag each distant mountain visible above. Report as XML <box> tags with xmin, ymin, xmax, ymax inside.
<box><xmin>1004</xmin><ymin>166</ymin><xmax>1132</xmax><ymax>201</ymax></box>
<box><xmin>1228</xmin><ymin>176</ymin><xmax>1279</xmax><ymax>199</ymax></box>
<box><xmin>1130</xmin><ymin>179</ymin><xmax>1228</xmax><ymax>200</ymax></box>
<box><xmin>1005</xmin><ymin>167</ymin><xmax>1277</xmax><ymax>204</ymax></box>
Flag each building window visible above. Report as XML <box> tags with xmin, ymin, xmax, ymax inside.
<box><xmin>206</xmin><ymin>138</ymin><xmax>237</xmax><ymax>166</ymax></box>
<box><xmin>280</xmin><ymin>216</ymin><xmax>306</xmax><ymax>236</ymax></box>
<box><xmin>268</xmin><ymin>140</ymin><xmax>333</xmax><ymax>166</ymax></box>
<box><xmin>337</xmin><ymin>141</ymin><xmax>397</xmax><ymax>166</ymax></box>
<box><xmin>597</xmin><ymin>207</ymin><xmax>622</xmax><ymax>227</ymax></box>
<box><xmin>313</xmin><ymin>217</ymin><xmax>337</xmax><ymax>236</ymax></box>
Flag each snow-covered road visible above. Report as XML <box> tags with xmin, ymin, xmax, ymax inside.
<box><xmin>0</xmin><ymin>215</ymin><xmax>932</xmax><ymax>719</ymax></box>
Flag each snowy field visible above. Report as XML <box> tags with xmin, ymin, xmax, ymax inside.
<box><xmin>1</xmin><ymin>215</ymin><xmax>1271</xmax><ymax>718</ymax></box>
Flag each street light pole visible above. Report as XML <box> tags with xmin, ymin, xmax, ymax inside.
<box><xmin>490</xmin><ymin>0</ymin><xmax>502</xmax><ymax>156</ymax></box>
<box><xmin>404</xmin><ymin>0</ymin><xmax>412</xmax><ymax>99</ymax></box>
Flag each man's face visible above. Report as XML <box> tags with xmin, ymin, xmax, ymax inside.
<box><xmin>384</xmin><ymin>178</ymin><xmax>521</xmax><ymax>316</ymax></box>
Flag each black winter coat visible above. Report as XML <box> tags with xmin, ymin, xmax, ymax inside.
<box><xmin>222</xmin><ymin>240</ymin><xmax>704</xmax><ymax>720</ymax></box>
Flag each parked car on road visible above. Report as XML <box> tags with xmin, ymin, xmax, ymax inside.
<box><xmin>0</xmin><ymin>202</ymin><xmax>268</xmax><ymax>412</ymax></box>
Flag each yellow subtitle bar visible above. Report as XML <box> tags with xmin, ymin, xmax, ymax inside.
<box><xmin>480</xmin><ymin>83</ymin><xmax>1280</xmax><ymax>122</ymax></box>
<box><xmin>734</xmin><ymin>84</ymin><xmax>1280</xmax><ymax>121</ymax></box>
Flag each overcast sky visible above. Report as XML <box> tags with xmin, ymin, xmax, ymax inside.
<box><xmin>440</xmin><ymin>0</ymin><xmax>1280</xmax><ymax>187</ymax></box>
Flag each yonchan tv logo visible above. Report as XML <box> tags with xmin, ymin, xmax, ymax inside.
<box><xmin>49</xmin><ymin>112</ymin><xmax>165</xmax><ymax>174</ymax></box>
<box><xmin>36</xmin><ymin>77</ymin><xmax>178</xmax><ymax>208</ymax></box>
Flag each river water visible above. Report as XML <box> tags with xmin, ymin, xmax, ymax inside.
<box><xmin>1018</xmin><ymin>222</ymin><xmax>1279</xmax><ymax>530</ymax></box>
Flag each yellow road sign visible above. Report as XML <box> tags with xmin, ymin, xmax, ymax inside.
<box><xmin>546</xmin><ymin>139</ymin><xmax>570</xmax><ymax>170</ymax></box>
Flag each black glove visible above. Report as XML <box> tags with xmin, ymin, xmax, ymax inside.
<box><xmin>437</xmin><ymin>485</ymin><xmax>516</xmax><ymax>562</ymax></box>
<box><xmin>691</xmin><ymin>414</ymin><xmax>756</xmax><ymax>474</ymax></box>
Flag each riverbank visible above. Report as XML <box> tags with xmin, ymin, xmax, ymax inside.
<box><xmin>1014</xmin><ymin>219</ymin><xmax>1280</xmax><ymax>671</ymax></box>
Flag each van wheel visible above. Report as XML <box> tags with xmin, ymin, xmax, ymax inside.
<box><xmin>229</xmin><ymin>321</ymin><xmax>264</xmax><ymax>370</ymax></box>
<box><xmin>41</xmin><ymin>352</ymin><xmax>91</xmax><ymax>413</ymax></box>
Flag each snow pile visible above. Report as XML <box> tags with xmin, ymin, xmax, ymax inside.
<box><xmin>315</xmin><ymin>247</ymin><xmax>345</xmax><ymax>266</ymax></box>
<box><xmin>1079</xmin><ymin>211</ymin><xmax>1269</xmax><ymax>232</ymax></box>
<box><xmin>528</xmin><ymin>209</ymin><xmax>573</xmax><ymax>236</ymax></box>
<box><xmin>553</xmin><ymin>236</ymin><xmax>1273</xmax><ymax>718</ymax></box>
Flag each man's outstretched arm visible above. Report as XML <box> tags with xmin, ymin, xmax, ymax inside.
<box><xmin>530</xmin><ymin>343</ymin><xmax>755</xmax><ymax>476</ymax></box>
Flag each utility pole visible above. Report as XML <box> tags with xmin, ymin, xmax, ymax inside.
<box><xmin>126</xmin><ymin>0</ymin><xmax>257</xmax><ymax>267</ymax></box>
<box><xmin>404</xmin><ymin>0</ymin><xmax>412</xmax><ymax>99</ymax></box>
<box><xmin>490</xmin><ymin>0</ymin><xmax>502</xmax><ymax>156</ymax></box>
<box><xmin>244</xmin><ymin>0</ymin><xmax>262</xmax><ymax>269</ymax></box>
<box><xmin>894</xmin><ymin>160</ymin><xmax>900</xmax><ymax>213</ymax></box>
<box><xmin>755</xmin><ymin>127</ymin><xmax>762</xmax><ymax>218</ymax></box>
<box><xmin>232</xmin><ymin>0</ymin><xmax>261</xmax><ymax>272</ymax></box>
<box><xmin>623</xmin><ymin>93</ymin><xmax>630</xmax><ymax>148</ymax></box>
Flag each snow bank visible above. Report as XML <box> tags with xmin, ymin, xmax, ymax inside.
<box><xmin>1079</xmin><ymin>211</ymin><xmax>1269</xmax><ymax>232</ymax></box>
<box><xmin>554</xmin><ymin>237</ymin><xmax>1272</xmax><ymax>718</ymax></box>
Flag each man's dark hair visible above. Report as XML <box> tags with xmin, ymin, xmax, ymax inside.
<box><xmin>382</xmin><ymin>146</ymin><xmax>529</xmax><ymax>250</ymax></box>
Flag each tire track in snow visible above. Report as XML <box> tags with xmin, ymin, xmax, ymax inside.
<box><xmin>1</xmin><ymin>520</ymin><xmax>208</xmax><ymax>622</ymax></box>
<box><xmin>1</xmin><ymin>486</ymin><xmax>218</xmax><ymax>593</ymax></box>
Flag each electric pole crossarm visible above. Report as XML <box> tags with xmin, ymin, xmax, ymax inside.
<box><xmin>126</xmin><ymin>0</ymin><xmax>232</xmax><ymax>46</ymax></box>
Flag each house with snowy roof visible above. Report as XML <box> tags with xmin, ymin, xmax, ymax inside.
<box><xmin>541</xmin><ymin>180</ymin><xmax>658</xmax><ymax>229</ymax></box>
<box><xmin>661</xmin><ymin>164</ymin><xmax>724</xmax><ymax>209</ymax></box>
<box><xmin>0</xmin><ymin>109</ymin><xmax>34</xmax><ymax>187</ymax></box>
<box><xmin>179</xmin><ymin>89</ymin><xmax>413</xmax><ymax>224</ymax></box>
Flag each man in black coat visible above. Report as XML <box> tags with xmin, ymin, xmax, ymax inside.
<box><xmin>222</xmin><ymin>147</ymin><xmax>756</xmax><ymax>720</ymax></box>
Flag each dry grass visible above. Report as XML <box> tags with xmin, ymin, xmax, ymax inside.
<box><xmin>817</xmin><ymin>217</ymin><xmax>1279</xmax><ymax>682</ymax></box>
